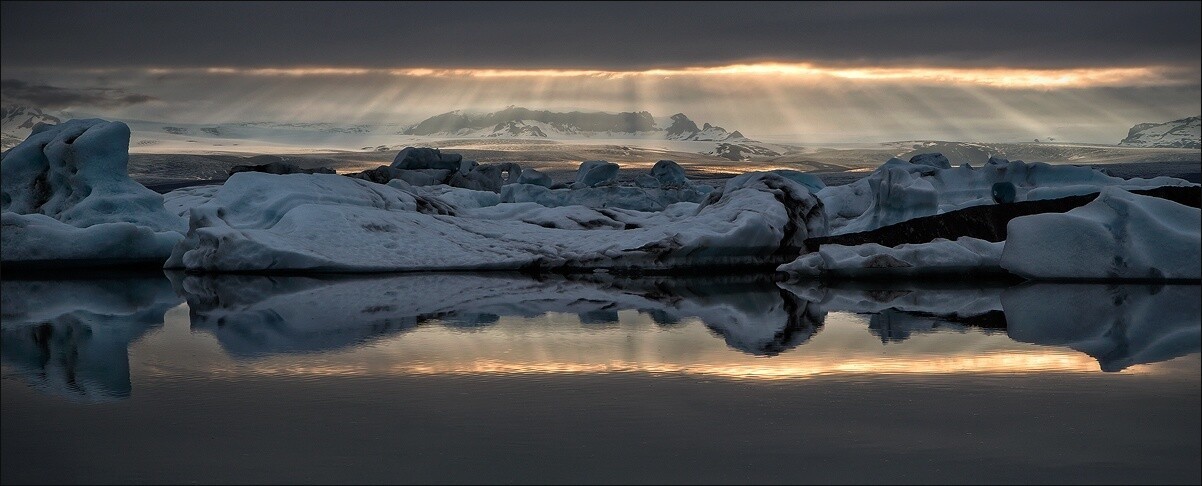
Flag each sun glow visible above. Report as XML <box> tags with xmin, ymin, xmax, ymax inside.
<box><xmin>123</xmin><ymin>62</ymin><xmax>1189</xmax><ymax>89</ymax></box>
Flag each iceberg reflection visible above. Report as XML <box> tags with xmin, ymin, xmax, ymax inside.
<box><xmin>1</xmin><ymin>273</ymin><xmax>1198</xmax><ymax>402</ymax></box>
<box><xmin>0</xmin><ymin>275</ymin><xmax>182</xmax><ymax>401</ymax></box>
<box><xmin>173</xmin><ymin>273</ymin><xmax>822</xmax><ymax>357</ymax></box>
<box><xmin>1003</xmin><ymin>283</ymin><xmax>1202</xmax><ymax>372</ymax></box>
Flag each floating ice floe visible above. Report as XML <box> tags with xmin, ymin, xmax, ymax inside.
<box><xmin>778</xmin><ymin>237</ymin><xmax>1004</xmax><ymax>279</ymax></box>
<box><xmin>166</xmin><ymin>170</ymin><xmax>826</xmax><ymax>272</ymax></box>
<box><xmin>1</xmin><ymin>119</ymin><xmax>186</xmax><ymax>264</ymax></box>
<box><xmin>819</xmin><ymin>154</ymin><xmax>1193</xmax><ymax>234</ymax></box>
<box><xmin>1000</xmin><ymin>187</ymin><xmax>1201</xmax><ymax>280</ymax></box>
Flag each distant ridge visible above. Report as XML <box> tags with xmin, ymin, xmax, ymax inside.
<box><xmin>404</xmin><ymin>106</ymin><xmax>752</xmax><ymax>141</ymax></box>
<box><xmin>1119</xmin><ymin>115</ymin><xmax>1200</xmax><ymax>149</ymax></box>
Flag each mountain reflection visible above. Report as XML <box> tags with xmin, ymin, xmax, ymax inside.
<box><xmin>1</xmin><ymin>272</ymin><xmax>1198</xmax><ymax>401</ymax></box>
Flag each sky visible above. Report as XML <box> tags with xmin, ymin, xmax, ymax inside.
<box><xmin>2</xmin><ymin>1</ymin><xmax>1200</xmax><ymax>143</ymax></box>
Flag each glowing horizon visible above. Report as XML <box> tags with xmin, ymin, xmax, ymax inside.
<box><xmin>93</xmin><ymin>61</ymin><xmax>1197</xmax><ymax>89</ymax></box>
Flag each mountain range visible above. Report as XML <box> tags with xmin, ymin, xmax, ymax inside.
<box><xmin>1119</xmin><ymin>115</ymin><xmax>1200</xmax><ymax>149</ymax></box>
<box><xmin>403</xmin><ymin>107</ymin><xmax>751</xmax><ymax>141</ymax></box>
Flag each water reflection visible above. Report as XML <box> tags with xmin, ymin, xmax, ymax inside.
<box><xmin>1004</xmin><ymin>283</ymin><xmax>1202</xmax><ymax>372</ymax></box>
<box><xmin>0</xmin><ymin>275</ymin><xmax>182</xmax><ymax>401</ymax></box>
<box><xmin>172</xmin><ymin>273</ymin><xmax>824</xmax><ymax>357</ymax></box>
<box><xmin>1</xmin><ymin>272</ymin><xmax>1199</xmax><ymax>401</ymax></box>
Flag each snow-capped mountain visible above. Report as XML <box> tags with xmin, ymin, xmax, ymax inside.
<box><xmin>663</xmin><ymin>113</ymin><xmax>750</xmax><ymax>142</ymax></box>
<box><xmin>404</xmin><ymin>107</ymin><xmax>752</xmax><ymax>141</ymax></box>
<box><xmin>1119</xmin><ymin>116</ymin><xmax>1200</xmax><ymax>149</ymax></box>
<box><xmin>2</xmin><ymin>105</ymin><xmax>64</xmax><ymax>149</ymax></box>
<box><xmin>404</xmin><ymin>107</ymin><xmax>660</xmax><ymax>137</ymax></box>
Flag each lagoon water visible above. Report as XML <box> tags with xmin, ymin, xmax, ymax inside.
<box><xmin>2</xmin><ymin>273</ymin><xmax>1199</xmax><ymax>484</ymax></box>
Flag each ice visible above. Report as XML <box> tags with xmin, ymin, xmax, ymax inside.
<box><xmin>1001</xmin><ymin>187</ymin><xmax>1201</xmax><ymax>280</ymax></box>
<box><xmin>779</xmin><ymin>237</ymin><xmax>1004</xmax><ymax>278</ymax></box>
<box><xmin>391</xmin><ymin>146</ymin><xmax>466</xmax><ymax>171</ymax></box>
<box><xmin>500</xmin><ymin>183</ymin><xmax>710</xmax><ymax>211</ymax></box>
<box><xmin>516</xmin><ymin>167</ymin><xmax>553</xmax><ymax>187</ymax></box>
<box><xmin>572</xmin><ymin>160</ymin><xmax>620</xmax><ymax>188</ymax></box>
<box><xmin>0</xmin><ymin>276</ymin><xmax>181</xmax><ymax>401</ymax></box>
<box><xmin>1</xmin><ymin>119</ymin><xmax>185</xmax><ymax>263</ymax></box>
<box><xmin>166</xmin><ymin>171</ymin><xmax>826</xmax><ymax>272</ymax></box>
<box><xmin>501</xmin><ymin>159</ymin><xmax>714</xmax><ymax>211</ymax></box>
<box><xmin>820</xmin><ymin>154</ymin><xmax>1194</xmax><ymax>234</ymax></box>
<box><xmin>1003</xmin><ymin>283</ymin><xmax>1201</xmax><ymax>371</ymax></box>
<box><xmin>162</xmin><ymin>184</ymin><xmax>222</xmax><ymax>218</ymax></box>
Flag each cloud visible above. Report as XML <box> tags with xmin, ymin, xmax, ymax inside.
<box><xmin>0</xmin><ymin>79</ymin><xmax>156</xmax><ymax>108</ymax></box>
<box><xmin>1</xmin><ymin>2</ymin><xmax>1198</xmax><ymax>70</ymax></box>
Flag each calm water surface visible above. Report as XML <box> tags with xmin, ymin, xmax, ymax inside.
<box><xmin>2</xmin><ymin>273</ymin><xmax>1199</xmax><ymax>484</ymax></box>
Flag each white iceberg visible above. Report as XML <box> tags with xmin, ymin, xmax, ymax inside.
<box><xmin>819</xmin><ymin>154</ymin><xmax>1193</xmax><ymax>234</ymax></box>
<box><xmin>1001</xmin><ymin>187</ymin><xmax>1201</xmax><ymax>280</ymax></box>
<box><xmin>1</xmin><ymin>119</ymin><xmax>185</xmax><ymax>264</ymax></box>
<box><xmin>778</xmin><ymin>237</ymin><xmax>1004</xmax><ymax>278</ymax></box>
<box><xmin>166</xmin><ymin>171</ymin><xmax>827</xmax><ymax>272</ymax></box>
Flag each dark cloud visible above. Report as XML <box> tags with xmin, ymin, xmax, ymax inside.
<box><xmin>1</xmin><ymin>79</ymin><xmax>156</xmax><ymax>108</ymax></box>
<box><xmin>1</xmin><ymin>2</ymin><xmax>1199</xmax><ymax>70</ymax></box>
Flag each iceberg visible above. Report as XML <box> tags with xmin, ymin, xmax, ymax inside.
<box><xmin>819</xmin><ymin>154</ymin><xmax>1193</xmax><ymax>234</ymax></box>
<box><xmin>501</xmin><ymin>159</ymin><xmax>714</xmax><ymax>212</ymax></box>
<box><xmin>1001</xmin><ymin>188</ymin><xmax>1201</xmax><ymax>280</ymax></box>
<box><xmin>166</xmin><ymin>170</ymin><xmax>826</xmax><ymax>272</ymax></box>
<box><xmin>1</xmin><ymin>119</ymin><xmax>185</xmax><ymax>264</ymax></box>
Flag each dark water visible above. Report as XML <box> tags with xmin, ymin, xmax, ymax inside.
<box><xmin>2</xmin><ymin>273</ymin><xmax>1199</xmax><ymax>484</ymax></box>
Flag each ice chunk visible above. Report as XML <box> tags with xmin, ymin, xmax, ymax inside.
<box><xmin>648</xmin><ymin>160</ymin><xmax>689</xmax><ymax>188</ymax></box>
<box><xmin>1</xmin><ymin>119</ymin><xmax>185</xmax><ymax>264</ymax></box>
<box><xmin>391</xmin><ymin>146</ymin><xmax>463</xmax><ymax>171</ymax></box>
<box><xmin>1001</xmin><ymin>187</ymin><xmax>1201</xmax><ymax>280</ymax></box>
<box><xmin>166</xmin><ymin>171</ymin><xmax>826</xmax><ymax>272</ymax></box>
<box><xmin>500</xmin><ymin>183</ymin><xmax>709</xmax><ymax>212</ymax></box>
<box><xmin>778</xmin><ymin>237</ymin><xmax>1003</xmax><ymax>278</ymax></box>
<box><xmin>516</xmin><ymin>167</ymin><xmax>553</xmax><ymax>187</ymax></box>
<box><xmin>819</xmin><ymin>153</ymin><xmax>1194</xmax><ymax>234</ymax></box>
<box><xmin>572</xmin><ymin>160</ymin><xmax>619</xmax><ymax>188</ymax></box>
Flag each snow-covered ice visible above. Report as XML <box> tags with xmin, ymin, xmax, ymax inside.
<box><xmin>1</xmin><ymin>119</ymin><xmax>185</xmax><ymax>263</ymax></box>
<box><xmin>166</xmin><ymin>170</ymin><xmax>826</xmax><ymax>272</ymax></box>
<box><xmin>1001</xmin><ymin>187</ymin><xmax>1201</xmax><ymax>280</ymax></box>
<box><xmin>819</xmin><ymin>154</ymin><xmax>1193</xmax><ymax>234</ymax></box>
